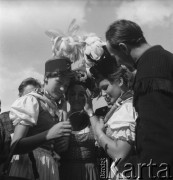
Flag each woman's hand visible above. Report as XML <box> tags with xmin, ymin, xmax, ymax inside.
<box><xmin>94</xmin><ymin>118</ymin><xmax>106</xmax><ymax>134</ymax></box>
<box><xmin>46</xmin><ymin>121</ymin><xmax>72</xmax><ymax>140</ymax></box>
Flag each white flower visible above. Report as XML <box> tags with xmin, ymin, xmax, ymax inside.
<box><xmin>84</xmin><ymin>36</ymin><xmax>105</xmax><ymax>67</ymax></box>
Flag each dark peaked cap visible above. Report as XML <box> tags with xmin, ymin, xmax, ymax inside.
<box><xmin>45</xmin><ymin>58</ymin><xmax>75</xmax><ymax>77</ymax></box>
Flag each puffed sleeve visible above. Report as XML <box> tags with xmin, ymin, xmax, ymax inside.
<box><xmin>106</xmin><ymin>101</ymin><xmax>137</xmax><ymax>144</ymax></box>
<box><xmin>9</xmin><ymin>95</ymin><xmax>39</xmax><ymax>127</ymax></box>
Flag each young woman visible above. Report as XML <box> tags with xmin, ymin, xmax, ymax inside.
<box><xmin>85</xmin><ymin>52</ymin><xmax>137</xmax><ymax>179</ymax></box>
<box><xmin>9</xmin><ymin>59</ymin><xmax>72</xmax><ymax>180</ymax></box>
<box><xmin>59</xmin><ymin>82</ymin><xmax>100</xmax><ymax>180</ymax></box>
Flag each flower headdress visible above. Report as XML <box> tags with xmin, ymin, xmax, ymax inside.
<box><xmin>45</xmin><ymin>20</ymin><xmax>106</xmax><ymax>77</ymax></box>
<box><xmin>83</xmin><ymin>35</ymin><xmax>105</xmax><ymax>66</ymax></box>
<box><xmin>45</xmin><ymin>21</ymin><xmax>110</xmax><ymax>97</ymax></box>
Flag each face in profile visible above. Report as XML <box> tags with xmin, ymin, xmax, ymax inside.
<box><xmin>99</xmin><ymin>78</ymin><xmax>122</xmax><ymax>106</ymax></box>
<box><xmin>46</xmin><ymin>76</ymin><xmax>70</xmax><ymax>100</ymax></box>
<box><xmin>106</xmin><ymin>41</ymin><xmax>134</xmax><ymax>70</ymax></box>
<box><xmin>67</xmin><ymin>84</ymin><xmax>86</xmax><ymax>112</ymax></box>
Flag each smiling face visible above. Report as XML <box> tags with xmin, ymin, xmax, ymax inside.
<box><xmin>99</xmin><ymin>78</ymin><xmax>122</xmax><ymax>106</ymax></box>
<box><xmin>67</xmin><ymin>84</ymin><xmax>86</xmax><ymax>112</ymax></box>
<box><xmin>45</xmin><ymin>76</ymin><xmax>70</xmax><ymax>101</ymax></box>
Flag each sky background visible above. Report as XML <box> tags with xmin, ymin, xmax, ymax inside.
<box><xmin>1</xmin><ymin>0</ymin><xmax>173</xmax><ymax>112</ymax></box>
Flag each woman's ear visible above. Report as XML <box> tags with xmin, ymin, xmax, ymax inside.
<box><xmin>119</xmin><ymin>78</ymin><xmax>124</xmax><ymax>87</ymax></box>
<box><xmin>119</xmin><ymin>43</ymin><xmax>130</xmax><ymax>55</ymax></box>
<box><xmin>44</xmin><ymin>77</ymin><xmax>48</xmax><ymax>84</ymax></box>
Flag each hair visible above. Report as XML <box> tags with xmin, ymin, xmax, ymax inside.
<box><xmin>106</xmin><ymin>19</ymin><xmax>147</xmax><ymax>50</ymax></box>
<box><xmin>107</xmin><ymin>66</ymin><xmax>134</xmax><ymax>89</ymax></box>
<box><xmin>18</xmin><ymin>77</ymin><xmax>41</xmax><ymax>97</ymax></box>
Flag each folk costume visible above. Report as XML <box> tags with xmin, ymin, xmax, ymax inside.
<box><xmin>9</xmin><ymin>58</ymin><xmax>74</xmax><ymax>180</ymax></box>
<box><xmin>59</xmin><ymin>118</ymin><xmax>100</xmax><ymax>180</ymax></box>
<box><xmin>87</xmin><ymin>46</ymin><xmax>137</xmax><ymax>180</ymax></box>
<box><xmin>46</xmin><ymin>22</ymin><xmax>100</xmax><ymax>180</ymax></box>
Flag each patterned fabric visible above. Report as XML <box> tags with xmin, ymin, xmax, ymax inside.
<box><xmin>59</xmin><ymin>126</ymin><xmax>100</xmax><ymax>180</ymax></box>
<box><xmin>0</xmin><ymin>120</ymin><xmax>11</xmax><ymax>166</ymax></box>
<box><xmin>61</xmin><ymin>127</ymin><xmax>96</xmax><ymax>162</ymax></box>
<box><xmin>0</xmin><ymin>112</ymin><xmax>12</xmax><ymax>169</ymax></box>
<box><xmin>0</xmin><ymin>111</ymin><xmax>14</xmax><ymax>134</ymax></box>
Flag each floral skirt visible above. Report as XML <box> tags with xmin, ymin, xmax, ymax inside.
<box><xmin>9</xmin><ymin>148</ymin><xmax>60</xmax><ymax>180</ymax></box>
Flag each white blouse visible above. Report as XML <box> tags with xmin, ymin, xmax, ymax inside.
<box><xmin>10</xmin><ymin>94</ymin><xmax>39</xmax><ymax>127</ymax></box>
<box><xmin>106</xmin><ymin>98</ymin><xmax>137</xmax><ymax>144</ymax></box>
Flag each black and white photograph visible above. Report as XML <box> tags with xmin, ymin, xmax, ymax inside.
<box><xmin>1</xmin><ymin>0</ymin><xmax>173</xmax><ymax>179</ymax></box>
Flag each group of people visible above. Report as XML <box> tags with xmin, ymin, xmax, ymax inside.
<box><xmin>0</xmin><ymin>19</ymin><xmax>173</xmax><ymax>180</ymax></box>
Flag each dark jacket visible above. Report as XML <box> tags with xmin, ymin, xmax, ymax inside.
<box><xmin>134</xmin><ymin>45</ymin><xmax>173</xmax><ymax>179</ymax></box>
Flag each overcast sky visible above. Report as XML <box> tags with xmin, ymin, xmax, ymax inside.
<box><xmin>1</xmin><ymin>0</ymin><xmax>173</xmax><ymax>112</ymax></box>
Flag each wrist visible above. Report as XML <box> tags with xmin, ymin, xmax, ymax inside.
<box><xmin>96</xmin><ymin>128</ymin><xmax>104</xmax><ymax>135</ymax></box>
<box><xmin>46</xmin><ymin>129</ymin><xmax>53</xmax><ymax>141</ymax></box>
<box><xmin>96</xmin><ymin>132</ymin><xmax>105</xmax><ymax>142</ymax></box>
<box><xmin>46</xmin><ymin>132</ymin><xmax>50</xmax><ymax>141</ymax></box>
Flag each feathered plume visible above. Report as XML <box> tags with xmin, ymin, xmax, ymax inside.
<box><xmin>45</xmin><ymin>19</ymin><xmax>85</xmax><ymax>63</ymax></box>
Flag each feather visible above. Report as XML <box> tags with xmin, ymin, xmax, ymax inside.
<box><xmin>68</xmin><ymin>19</ymin><xmax>77</xmax><ymax>34</ymax></box>
<box><xmin>45</xmin><ymin>30</ymin><xmax>61</xmax><ymax>39</ymax></box>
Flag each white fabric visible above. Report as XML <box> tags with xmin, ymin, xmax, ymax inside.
<box><xmin>107</xmin><ymin>99</ymin><xmax>137</xmax><ymax>180</ymax></box>
<box><xmin>106</xmin><ymin>99</ymin><xmax>137</xmax><ymax>142</ymax></box>
<box><xmin>9</xmin><ymin>94</ymin><xmax>39</xmax><ymax>126</ymax></box>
